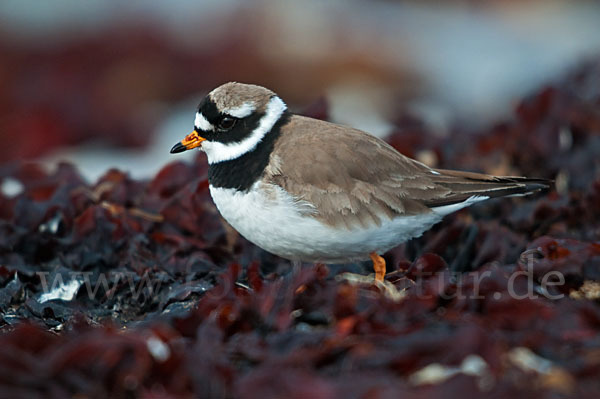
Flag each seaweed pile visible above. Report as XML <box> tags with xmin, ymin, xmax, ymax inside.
<box><xmin>1</xmin><ymin>60</ymin><xmax>600</xmax><ymax>398</ymax></box>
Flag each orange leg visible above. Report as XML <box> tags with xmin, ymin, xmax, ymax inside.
<box><xmin>370</xmin><ymin>252</ymin><xmax>386</xmax><ymax>282</ymax></box>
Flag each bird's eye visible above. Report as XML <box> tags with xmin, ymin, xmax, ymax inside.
<box><xmin>218</xmin><ymin>117</ymin><xmax>236</xmax><ymax>130</ymax></box>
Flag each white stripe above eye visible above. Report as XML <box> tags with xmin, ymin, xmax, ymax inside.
<box><xmin>227</xmin><ymin>102</ymin><xmax>255</xmax><ymax>118</ymax></box>
<box><xmin>195</xmin><ymin>112</ymin><xmax>214</xmax><ymax>131</ymax></box>
<box><xmin>202</xmin><ymin>96</ymin><xmax>287</xmax><ymax>164</ymax></box>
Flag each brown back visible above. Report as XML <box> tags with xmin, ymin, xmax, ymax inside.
<box><xmin>265</xmin><ymin>115</ymin><xmax>549</xmax><ymax>230</ymax></box>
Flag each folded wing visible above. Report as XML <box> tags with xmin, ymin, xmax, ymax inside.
<box><xmin>266</xmin><ymin>115</ymin><xmax>551</xmax><ymax>230</ymax></box>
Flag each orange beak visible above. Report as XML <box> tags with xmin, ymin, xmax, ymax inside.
<box><xmin>170</xmin><ymin>131</ymin><xmax>206</xmax><ymax>153</ymax></box>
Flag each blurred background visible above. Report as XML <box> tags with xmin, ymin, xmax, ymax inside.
<box><xmin>1</xmin><ymin>0</ymin><xmax>599</xmax><ymax>184</ymax></box>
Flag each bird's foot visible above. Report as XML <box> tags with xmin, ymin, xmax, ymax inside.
<box><xmin>370</xmin><ymin>252</ymin><xmax>386</xmax><ymax>282</ymax></box>
<box><xmin>335</xmin><ymin>272</ymin><xmax>406</xmax><ymax>302</ymax></box>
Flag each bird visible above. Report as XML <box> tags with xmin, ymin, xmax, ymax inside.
<box><xmin>170</xmin><ymin>82</ymin><xmax>550</xmax><ymax>282</ymax></box>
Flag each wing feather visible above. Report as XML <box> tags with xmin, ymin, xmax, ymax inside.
<box><xmin>266</xmin><ymin>115</ymin><xmax>550</xmax><ymax>229</ymax></box>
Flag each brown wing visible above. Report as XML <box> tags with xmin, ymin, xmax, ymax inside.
<box><xmin>265</xmin><ymin>115</ymin><xmax>549</xmax><ymax>230</ymax></box>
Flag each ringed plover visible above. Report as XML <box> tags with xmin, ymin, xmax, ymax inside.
<box><xmin>170</xmin><ymin>82</ymin><xmax>550</xmax><ymax>281</ymax></box>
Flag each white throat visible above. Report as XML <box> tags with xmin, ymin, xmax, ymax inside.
<box><xmin>201</xmin><ymin>96</ymin><xmax>287</xmax><ymax>164</ymax></box>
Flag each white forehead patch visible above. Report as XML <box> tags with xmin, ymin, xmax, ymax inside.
<box><xmin>226</xmin><ymin>102</ymin><xmax>255</xmax><ymax>118</ymax></box>
<box><xmin>202</xmin><ymin>96</ymin><xmax>287</xmax><ymax>164</ymax></box>
<box><xmin>194</xmin><ymin>112</ymin><xmax>214</xmax><ymax>131</ymax></box>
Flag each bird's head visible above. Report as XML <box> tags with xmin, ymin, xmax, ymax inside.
<box><xmin>170</xmin><ymin>82</ymin><xmax>287</xmax><ymax>164</ymax></box>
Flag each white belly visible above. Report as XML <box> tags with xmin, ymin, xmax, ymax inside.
<box><xmin>209</xmin><ymin>182</ymin><xmax>444</xmax><ymax>263</ymax></box>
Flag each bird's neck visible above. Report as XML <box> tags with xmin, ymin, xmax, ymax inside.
<box><xmin>207</xmin><ymin>112</ymin><xmax>290</xmax><ymax>191</ymax></box>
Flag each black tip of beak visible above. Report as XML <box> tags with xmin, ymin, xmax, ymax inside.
<box><xmin>170</xmin><ymin>142</ymin><xmax>187</xmax><ymax>154</ymax></box>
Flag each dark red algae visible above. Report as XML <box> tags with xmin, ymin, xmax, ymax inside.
<box><xmin>2</xmin><ymin>60</ymin><xmax>600</xmax><ymax>398</ymax></box>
